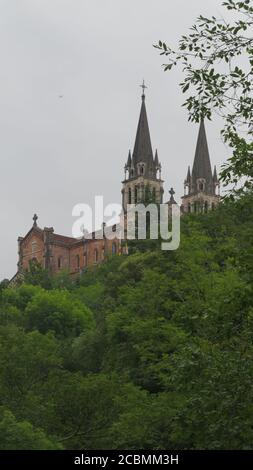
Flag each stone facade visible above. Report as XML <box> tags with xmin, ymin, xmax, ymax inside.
<box><xmin>122</xmin><ymin>91</ymin><xmax>164</xmax><ymax>212</ymax></box>
<box><xmin>122</xmin><ymin>176</ymin><xmax>164</xmax><ymax>210</ymax></box>
<box><xmin>13</xmin><ymin>218</ymin><xmax>120</xmax><ymax>281</ymax></box>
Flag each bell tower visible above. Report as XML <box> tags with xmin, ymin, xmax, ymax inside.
<box><xmin>122</xmin><ymin>82</ymin><xmax>164</xmax><ymax>213</ymax></box>
<box><xmin>181</xmin><ymin>120</ymin><xmax>220</xmax><ymax>213</ymax></box>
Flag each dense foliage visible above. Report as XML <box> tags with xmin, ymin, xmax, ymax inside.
<box><xmin>155</xmin><ymin>0</ymin><xmax>253</xmax><ymax>196</ymax></box>
<box><xmin>1</xmin><ymin>193</ymin><xmax>253</xmax><ymax>449</ymax></box>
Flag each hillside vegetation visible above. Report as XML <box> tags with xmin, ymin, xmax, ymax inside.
<box><xmin>1</xmin><ymin>193</ymin><xmax>253</xmax><ymax>450</ymax></box>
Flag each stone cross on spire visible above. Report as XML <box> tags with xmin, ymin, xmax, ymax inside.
<box><xmin>140</xmin><ymin>79</ymin><xmax>147</xmax><ymax>99</ymax></box>
<box><xmin>33</xmin><ymin>214</ymin><xmax>38</xmax><ymax>227</ymax></box>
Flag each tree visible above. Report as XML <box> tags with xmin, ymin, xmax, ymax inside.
<box><xmin>24</xmin><ymin>289</ymin><xmax>94</xmax><ymax>338</ymax></box>
<box><xmin>0</xmin><ymin>279</ymin><xmax>9</xmax><ymax>291</ymax></box>
<box><xmin>24</xmin><ymin>260</ymin><xmax>52</xmax><ymax>289</ymax></box>
<box><xmin>155</xmin><ymin>0</ymin><xmax>253</xmax><ymax>196</ymax></box>
<box><xmin>0</xmin><ymin>408</ymin><xmax>61</xmax><ymax>450</ymax></box>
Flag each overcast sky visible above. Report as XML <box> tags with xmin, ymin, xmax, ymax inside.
<box><xmin>0</xmin><ymin>0</ymin><xmax>231</xmax><ymax>280</ymax></box>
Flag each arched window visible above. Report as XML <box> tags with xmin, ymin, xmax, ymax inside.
<box><xmin>94</xmin><ymin>249</ymin><xmax>99</xmax><ymax>263</ymax></box>
<box><xmin>128</xmin><ymin>188</ymin><xmax>131</xmax><ymax>204</ymax></box>
<box><xmin>58</xmin><ymin>257</ymin><xmax>62</xmax><ymax>269</ymax></box>
<box><xmin>31</xmin><ymin>241</ymin><xmax>37</xmax><ymax>254</ymax></box>
<box><xmin>112</xmin><ymin>243</ymin><xmax>117</xmax><ymax>255</ymax></box>
<box><xmin>198</xmin><ymin>179</ymin><xmax>205</xmax><ymax>192</ymax></box>
<box><xmin>204</xmin><ymin>201</ymin><xmax>208</xmax><ymax>213</ymax></box>
<box><xmin>134</xmin><ymin>186</ymin><xmax>138</xmax><ymax>203</ymax></box>
<box><xmin>76</xmin><ymin>254</ymin><xmax>80</xmax><ymax>269</ymax></box>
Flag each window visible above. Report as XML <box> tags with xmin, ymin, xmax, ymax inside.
<box><xmin>134</xmin><ymin>186</ymin><xmax>138</xmax><ymax>203</ymax></box>
<box><xmin>204</xmin><ymin>201</ymin><xmax>208</xmax><ymax>213</ymax></box>
<box><xmin>84</xmin><ymin>252</ymin><xmax>87</xmax><ymax>266</ymax></box>
<box><xmin>31</xmin><ymin>241</ymin><xmax>37</xmax><ymax>254</ymax></box>
<box><xmin>58</xmin><ymin>257</ymin><xmax>62</xmax><ymax>269</ymax></box>
<box><xmin>94</xmin><ymin>249</ymin><xmax>98</xmax><ymax>263</ymax></box>
<box><xmin>128</xmin><ymin>188</ymin><xmax>131</xmax><ymax>204</ymax></box>
<box><xmin>212</xmin><ymin>202</ymin><xmax>215</xmax><ymax>211</ymax></box>
<box><xmin>112</xmin><ymin>243</ymin><xmax>117</xmax><ymax>255</ymax></box>
<box><xmin>188</xmin><ymin>203</ymin><xmax>191</xmax><ymax>213</ymax></box>
<box><xmin>194</xmin><ymin>202</ymin><xmax>197</xmax><ymax>213</ymax></box>
<box><xmin>197</xmin><ymin>179</ymin><xmax>205</xmax><ymax>192</ymax></box>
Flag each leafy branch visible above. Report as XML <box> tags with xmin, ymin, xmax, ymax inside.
<box><xmin>154</xmin><ymin>0</ymin><xmax>253</xmax><ymax>196</ymax></box>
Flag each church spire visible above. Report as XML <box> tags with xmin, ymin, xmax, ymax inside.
<box><xmin>122</xmin><ymin>84</ymin><xmax>164</xmax><ymax>212</ymax></box>
<box><xmin>192</xmin><ymin>119</ymin><xmax>213</xmax><ymax>186</ymax></box>
<box><xmin>132</xmin><ymin>82</ymin><xmax>154</xmax><ymax>170</ymax></box>
<box><xmin>181</xmin><ymin>119</ymin><xmax>221</xmax><ymax>213</ymax></box>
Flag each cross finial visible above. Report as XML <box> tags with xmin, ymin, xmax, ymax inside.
<box><xmin>169</xmin><ymin>188</ymin><xmax>176</xmax><ymax>203</ymax></box>
<box><xmin>140</xmin><ymin>79</ymin><xmax>147</xmax><ymax>98</ymax></box>
<box><xmin>33</xmin><ymin>214</ymin><xmax>38</xmax><ymax>226</ymax></box>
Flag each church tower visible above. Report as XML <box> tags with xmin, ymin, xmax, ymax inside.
<box><xmin>122</xmin><ymin>83</ymin><xmax>164</xmax><ymax>213</ymax></box>
<box><xmin>181</xmin><ymin>120</ymin><xmax>220</xmax><ymax>213</ymax></box>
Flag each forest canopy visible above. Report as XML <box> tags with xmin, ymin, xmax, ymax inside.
<box><xmin>1</xmin><ymin>193</ymin><xmax>253</xmax><ymax>449</ymax></box>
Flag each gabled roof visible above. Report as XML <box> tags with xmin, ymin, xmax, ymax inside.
<box><xmin>53</xmin><ymin>233</ymin><xmax>77</xmax><ymax>244</ymax></box>
<box><xmin>20</xmin><ymin>225</ymin><xmax>44</xmax><ymax>244</ymax></box>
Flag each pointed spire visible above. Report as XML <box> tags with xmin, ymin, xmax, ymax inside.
<box><xmin>154</xmin><ymin>149</ymin><xmax>159</xmax><ymax>167</ymax></box>
<box><xmin>213</xmin><ymin>165</ymin><xmax>218</xmax><ymax>182</ymax></box>
<box><xmin>186</xmin><ymin>166</ymin><xmax>191</xmax><ymax>183</ymax></box>
<box><xmin>192</xmin><ymin>120</ymin><xmax>213</xmax><ymax>183</ymax></box>
<box><xmin>132</xmin><ymin>89</ymin><xmax>153</xmax><ymax>168</ymax></box>
<box><xmin>127</xmin><ymin>150</ymin><xmax>132</xmax><ymax>167</ymax></box>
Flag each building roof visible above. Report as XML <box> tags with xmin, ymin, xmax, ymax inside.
<box><xmin>52</xmin><ymin>233</ymin><xmax>77</xmax><ymax>244</ymax></box>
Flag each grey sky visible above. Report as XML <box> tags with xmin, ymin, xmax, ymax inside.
<box><xmin>0</xmin><ymin>0</ymin><xmax>230</xmax><ymax>280</ymax></box>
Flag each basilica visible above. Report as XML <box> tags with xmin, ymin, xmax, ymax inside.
<box><xmin>12</xmin><ymin>85</ymin><xmax>220</xmax><ymax>281</ymax></box>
